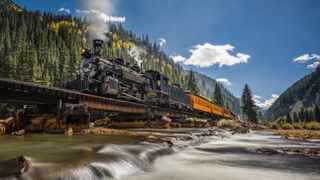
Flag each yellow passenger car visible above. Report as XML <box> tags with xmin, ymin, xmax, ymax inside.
<box><xmin>211</xmin><ymin>103</ymin><xmax>224</xmax><ymax>116</ymax></box>
<box><xmin>187</xmin><ymin>92</ymin><xmax>212</xmax><ymax>113</ymax></box>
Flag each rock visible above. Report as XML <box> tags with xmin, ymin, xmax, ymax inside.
<box><xmin>31</xmin><ymin>116</ymin><xmax>44</xmax><ymax>126</ymax></box>
<box><xmin>65</xmin><ymin>127</ymin><xmax>73</xmax><ymax>136</ymax></box>
<box><xmin>0</xmin><ymin>124</ymin><xmax>6</xmax><ymax>135</ymax></box>
<box><xmin>281</xmin><ymin>147</ymin><xmax>320</xmax><ymax>157</ymax></box>
<box><xmin>0</xmin><ymin>156</ymin><xmax>30</xmax><ymax>177</ymax></box>
<box><xmin>1</xmin><ymin>117</ymin><xmax>15</xmax><ymax>125</ymax></box>
<box><xmin>231</xmin><ymin>126</ymin><xmax>250</xmax><ymax>134</ymax></box>
<box><xmin>251</xmin><ymin>124</ymin><xmax>268</xmax><ymax>130</ymax></box>
<box><xmin>11</xmin><ymin>129</ymin><xmax>25</xmax><ymax>136</ymax></box>
<box><xmin>254</xmin><ymin>148</ymin><xmax>278</xmax><ymax>154</ymax></box>
<box><xmin>44</xmin><ymin>117</ymin><xmax>57</xmax><ymax>128</ymax></box>
<box><xmin>161</xmin><ymin>116</ymin><xmax>172</xmax><ymax>122</ymax></box>
<box><xmin>147</xmin><ymin>135</ymin><xmax>157</xmax><ymax>140</ymax></box>
<box><xmin>89</xmin><ymin>122</ymin><xmax>95</xmax><ymax>128</ymax></box>
<box><xmin>94</xmin><ymin>118</ymin><xmax>109</xmax><ymax>127</ymax></box>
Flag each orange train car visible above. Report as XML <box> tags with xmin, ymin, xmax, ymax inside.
<box><xmin>186</xmin><ymin>92</ymin><xmax>236</xmax><ymax>119</ymax></box>
<box><xmin>187</xmin><ymin>92</ymin><xmax>212</xmax><ymax>113</ymax></box>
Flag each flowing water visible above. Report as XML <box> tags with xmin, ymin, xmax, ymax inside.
<box><xmin>0</xmin><ymin>130</ymin><xmax>319</xmax><ymax>180</ymax></box>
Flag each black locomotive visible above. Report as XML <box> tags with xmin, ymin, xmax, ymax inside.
<box><xmin>65</xmin><ymin>39</ymin><xmax>190</xmax><ymax>109</ymax></box>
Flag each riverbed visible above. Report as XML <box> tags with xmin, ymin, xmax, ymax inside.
<box><xmin>0</xmin><ymin>130</ymin><xmax>319</xmax><ymax>180</ymax></box>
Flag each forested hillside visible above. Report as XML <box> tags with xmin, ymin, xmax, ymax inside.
<box><xmin>265</xmin><ymin>66</ymin><xmax>320</xmax><ymax>120</ymax></box>
<box><xmin>0</xmin><ymin>6</ymin><xmax>240</xmax><ymax>114</ymax></box>
<box><xmin>195</xmin><ymin>73</ymin><xmax>240</xmax><ymax>114</ymax></box>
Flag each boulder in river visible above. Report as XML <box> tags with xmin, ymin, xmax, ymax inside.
<box><xmin>0</xmin><ymin>156</ymin><xmax>30</xmax><ymax>178</ymax></box>
<box><xmin>254</xmin><ymin>148</ymin><xmax>278</xmax><ymax>155</ymax></box>
<box><xmin>11</xmin><ymin>129</ymin><xmax>25</xmax><ymax>136</ymax></box>
<box><xmin>65</xmin><ymin>127</ymin><xmax>73</xmax><ymax>136</ymax></box>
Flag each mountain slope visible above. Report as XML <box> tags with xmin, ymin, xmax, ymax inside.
<box><xmin>265</xmin><ymin>66</ymin><xmax>320</xmax><ymax>120</ymax></box>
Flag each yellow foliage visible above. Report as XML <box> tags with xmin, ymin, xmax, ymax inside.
<box><xmin>167</xmin><ymin>64</ymin><xmax>173</xmax><ymax>71</ymax></box>
<box><xmin>49</xmin><ymin>20</ymin><xmax>86</xmax><ymax>37</ymax></box>
<box><xmin>112</xmin><ymin>33</ymin><xmax>119</xmax><ymax>40</ymax></box>
<box><xmin>123</xmin><ymin>41</ymin><xmax>134</xmax><ymax>49</ymax></box>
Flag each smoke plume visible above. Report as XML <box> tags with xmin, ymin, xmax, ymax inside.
<box><xmin>77</xmin><ymin>0</ymin><xmax>125</xmax><ymax>40</ymax></box>
<box><xmin>129</xmin><ymin>46</ymin><xmax>145</xmax><ymax>67</ymax></box>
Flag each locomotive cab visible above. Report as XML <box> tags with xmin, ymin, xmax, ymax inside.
<box><xmin>146</xmin><ymin>70</ymin><xmax>169</xmax><ymax>94</ymax></box>
<box><xmin>145</xmin><ymin>70</ymin><xmax>170</xmax><ymax>104</ymax></box>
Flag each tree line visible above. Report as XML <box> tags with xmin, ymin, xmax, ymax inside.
<box><xmin>285</xmin><ymin>105</ymin><xmax>320</xmax><ymax>123</ymax></box>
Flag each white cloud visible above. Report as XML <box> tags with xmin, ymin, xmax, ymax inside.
<box><xmin>216</xmin><ymin>78</ymin><xmax>232</xmax><ymax>86</ymax></box>
<box><xmin>253</xmin><ymin>94</ymin><xmax>279</xmax><ymax>110</ymax></box>
<box><xmin>307</xmin><ymin>61</ymin><xmax>320</xmax><ymax>69</ymax></box>
<box><xmin>76</xmin><ymin>9</ymin><xmax>126</xmax><ymax>23</ymax></box>
<box><xmin>181</xmin><ymin>43</ymin><xmax>250</xmax><ymax>68</ymax></box>
<box><xmin>158</xmin><ymin>38</ymin><xmax>166</xmax><ymax>46</ymax></box>
<box><xmin>170</xmin><ymin>55</ymin><xmax>187</xmax><ymax>63</ymax></box>
<box><xmin>293</xmin><ymin>54</ymin><xmax>320</xmax><ymax>63</ymax></box>
<box><xmin>58</xmin><ymin>7</ymin><xmax>71</xmax><ymax>14</ymax></box>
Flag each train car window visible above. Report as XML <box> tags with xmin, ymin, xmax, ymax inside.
<box><xmin>164</xmin><ymin>79</ymin><xmax>168</xmax><ymax>86</ymax></box>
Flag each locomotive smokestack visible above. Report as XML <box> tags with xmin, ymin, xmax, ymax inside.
<box><xmin>93</xmin><ymin>39</ymin><xmax>104</xmax><ymax>56</ymax></box>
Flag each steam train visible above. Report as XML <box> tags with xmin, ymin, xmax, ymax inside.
<box><xmin>65</xmin><ymin>40</ymin><xmax>237</xmax><ymax>120</ymax></box>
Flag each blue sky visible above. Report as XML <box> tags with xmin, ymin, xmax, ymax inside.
<box><xmin>14</xmin><ymin>0</ymin><xmax>320</xmax><ymax>108</ymax></box>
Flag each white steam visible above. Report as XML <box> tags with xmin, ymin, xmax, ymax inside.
<box><xmin>77</xmin><ymin>0</ymin><xmax>125</xmax><ymax>40</ymax></box>
<box><xmin>129</xmin><ymin>46</ymin><xmax>145</xmax><ymax>67</ymax></box>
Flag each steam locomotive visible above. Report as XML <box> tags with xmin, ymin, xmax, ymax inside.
<box><xmin>65</xmin><ymin>39</ymin><xmax>190</xmax><ymax>109</ymax></box>
<box><xmin>65</xmin><ymin>40</ymin><xmax>236</xmax><ymax>119</ymax></box>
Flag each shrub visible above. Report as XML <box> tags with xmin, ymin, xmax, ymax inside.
<box><xmin>292</xmin><ymin>123</ymin><xmax>303</xmax><ymax>129</ymax></box>
<box><xmin>269</xmin><ymin>122</ymin><xmax>280</xmax><ymax>129</ymax></box>
<box><xmin>305</xmin><ymin>122</ymin><xmax>320</xmax><ymax>130</ymax></box>
<box><xmin>281</xmin><ymin>123</ymin><xmax>293</xmax><ymax>130</ymax></box>
<box><xmin>217</xmin><ymin>119</ymin><xmax>238</xmax><ymax>129</ymax></box>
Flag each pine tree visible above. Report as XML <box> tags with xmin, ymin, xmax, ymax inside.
<box><xmin>293</xmin><ymin>112</ymin><xmax>299</xmax><ymax>123</ymax></box>
<box><xmin>286</xmin><ymin>111</ymin><xmax>292</xmax><ymax>123</ymax></box>
<box><xmin>241</xmin><ymin>84</ymin><xmax>258</xmax><ymax>123</ymax></box>
<box><xmin>305</xmin><ymin>109</ymin><xmax>310</xmax><ymax>122</ymax></box>
<box><xmin>226</xmin><ymin>102</ymin><xmax>230</xmax><ymax>110</ymax></box>
<box><xmin>187</xmin><ymin>70</ymin><xmax>199</xmax><ymax>94</ymax></box>
<box><xmin>314</xmin><ymin>105</ymin><xmax>320</xmax><ymax>122</ymax></box>
<box><xmin>309</xmin><ymin>109</ymin><xmax>314</xmax><ymax>122</ymax></box>
<box><xmin>212</xmin><ymin>83</ymin><xmax>224</xmax><ymax>107</ymax></box>
<box><xmin>299</xmin><ymin>107</ymin><xmax>305</xmax><ymax>122</ymax></box>
<box><xmin>0</xmin><ymin>17</ymin><xmax>13</xmax><ymax>78</ymax></box>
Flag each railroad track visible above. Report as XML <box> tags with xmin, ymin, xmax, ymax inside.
<box><xmin>0</xmin><ymin>78</ymin><xmax>208</xmax><ymax>119</ymax></box>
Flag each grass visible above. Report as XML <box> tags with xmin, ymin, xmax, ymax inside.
<box><xmin>269</xmin><ymin>122</ymin><xmax>280</xmax><ymax>129</ymax></box>
<box><xmin>305</xmin><ymin>122</ymin><xmax>320</xmax><ymax>130</ymax></box>
<box><xmin>281</xmin><ymin>123</ymin><xmax>293</xmax><ymax>130</ymax></box>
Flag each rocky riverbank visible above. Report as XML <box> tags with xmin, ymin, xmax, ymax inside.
<box><xmin>275</xmin><ymin>129</ymin><xmax>320</xmax><ymax>140</ymax></box>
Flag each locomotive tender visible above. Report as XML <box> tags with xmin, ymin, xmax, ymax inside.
<box><xmin>65</xmin><ymin>39</ymin><xmax>236</xmax><ymax>120</ymax></box>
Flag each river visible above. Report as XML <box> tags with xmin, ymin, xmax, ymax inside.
<box><xmin>0</xmin><ymin>130</ymin><xmax>319</xmax><ymax>180</ymax></box>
